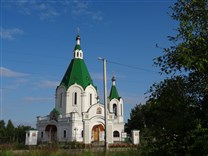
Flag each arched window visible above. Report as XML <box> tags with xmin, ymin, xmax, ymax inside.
<box><xmin>63</xmin><ymin>130</ymin><xmax>66</xmax><ymax>138</ymax></box>
<box><xmin>60</xmin><ymin>93</ymin><xmax>63</xmax><ymax>108</ymax></box>
<box><xmin>89</xmin><ymin>93</ymin><xmax>92</xmax><ymax>105</ymax></box>
<box><xmin>113</xmin><ymin>104</ymin><xmax>117</xmax><ymax>116</ymax></box>
<box><xmin>96</xmin><ymin>107</ymin><xmax>102</xmax><ymax>114</ymax></box>
<box><xmin>113</xmin><ymin>131</ymin><xmax>120</xmax><ymax>137</ymax></box>
<box><xmin>74</xmin><ymin>92</ymin><xmax>77</xmax><ymax>105</ymax></box>
<box><xmin>77</xmin><ymin>52</ymin><xmax>79</xmax><ymax>57</ymax></box>
<box><xmin>121</xmin><ymin>104</ymin><xmax>122</xmax><ymax>115</ymax></box>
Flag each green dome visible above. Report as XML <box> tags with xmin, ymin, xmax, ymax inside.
<box><xmin>60</xmin><ymin>58</ymin><xmax>94</xmax><ymax>89</ymax></box>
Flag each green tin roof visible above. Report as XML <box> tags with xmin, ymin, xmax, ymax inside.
<box><xmin>60</xmin><ymin>58</ymin><xmax>94</xmax><ymax>89</ymax></box>
<box><xmin>74</xmin><ymin>44</ymin><xmax>82</xmax><ymax>50</ymax></box>
<box><xmin>109</xmin><ymin>85</ymin><xmax>120</xmax><ymax>100</ymax></box>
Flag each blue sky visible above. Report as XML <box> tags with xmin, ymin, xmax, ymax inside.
<box><xmin>1</xmin><ymin>0</ymin><xmax>177</xmax><ymax>127</ymax></box>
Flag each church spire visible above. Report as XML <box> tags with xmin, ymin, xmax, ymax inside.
<box><xmin>109</xmin><ymin>76</ymin><xmax>120</xmax><ymax>100</ymax></box>
<box><xmin>76</xmin><ymin>35</ymin><xmax>81</xmax><ymax>45</ymax></box>
<box><xmin>60</xmin><ymin>35</ymin><xmax>94</xmax><ymax>89</ymax></box>
<box><xmin>112</xmin><ymin>76</ymin><xmax>116</xmax><ymax>86</ymax></box>
<box><xmin>74</xmin><ymin>34</ymin><xmax>83</xmax><ymax>59</ymax></box>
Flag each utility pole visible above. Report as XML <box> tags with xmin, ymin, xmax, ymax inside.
<box><xmin>98</xmin><ymin>57</ymin><xmax>108</xmax><ymax>151</ymax></box>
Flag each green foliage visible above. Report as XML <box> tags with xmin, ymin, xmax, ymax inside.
<box><xmin>185</xmin><ymin>124</ymin><xmax>208</xmax><ymax>155</ymax></box>
<box><xmin>155</xmin><ymin>0</ymin><xmax>208</xmax><ymax>74</ymax></box>
<box><xmin>127</xmin><ymin>0</ymin><xmax>208</xmax><ymax>155</ymax></box>
<box><xmin>0</xmin><ymin>150</ymin><xmax>13</xmax><ymax>156</ymax></box>
<box><xmin>14</xmin><ymin>125</ymin><xmax>31</xmax><ymax>143</ymax></box>
<box><xmin>6</xmin><ymin>120</ymin><xmax>15</xmax><ymax>142</ymax></box>
<box><xmin>62</xmin><ymin>141</ymin><xmax>84</xmax><ymax>149</ymax></box>
<box><xmin>0</xmin><ymin>119</ymin><xmax>32</xmax><ymax>145</ymax></box>
<box><xmin>125</xmin><ymin>104</ymin><xmax>146</xmax><ymax>134</ymax></box>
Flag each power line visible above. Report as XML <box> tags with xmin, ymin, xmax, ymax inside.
<box><xmin>107</xmin><ymin>60</ymin><xmax>158</xmax><ymax>74</ymax></box>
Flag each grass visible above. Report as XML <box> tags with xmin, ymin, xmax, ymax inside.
<box><xmin>0</xmin><ymin>148</ymin><xmax>139</xmax><ymax>156</ymax></box>
<box><xmin>0</xmin><ymin>142</ymin><xmax>139</xmax><ymax>156</ymax></box>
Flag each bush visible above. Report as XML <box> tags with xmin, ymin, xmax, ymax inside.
<box><xmin>62</xmin><ymin>141</ymin><xmax>84</xmax><ymax>149</ymax></box>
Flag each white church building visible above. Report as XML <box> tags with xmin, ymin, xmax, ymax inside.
<box><xmin>36</xmin><ymin>35</ymin><xmax>125</xmax><ymax>144</ymax></box>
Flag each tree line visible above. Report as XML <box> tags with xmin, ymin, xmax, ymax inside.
<box><xmin>0</xmin><ymin>119</ymin><xmax>32</xmax><ymax>144</ymax></box>
<box><xmin>126</xmin><ymin>0</ymin><xmax>208</xmax><ymax>155</ymax></box>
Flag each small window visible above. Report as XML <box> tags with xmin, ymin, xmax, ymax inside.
<box><xmin>74</xmin><ymin>92</ymin><xmax>77</xmax><ymax>105</ymax></box>
<box><xmin>63</xmin><ymin>130</ymin><xmax>66</xmax><ymax>138</ymax></box>
<box><xmin>113</xmin><ymin>131</ymin><xmax>120</xmax><ymax>137</ymax></box>
<box><xmin>41</xmin><ymin>131</ymin><xmax>43</xmax><ymax>138</ymax></box>
<box><xmin>27</xmin><ymin>132</ymin><xmax>30</xmax><ymax>137</ymax></box>
<box><xmin>113</xmin><ymin>104</ymin><xmax>117</xmax><ymax>116</ymax></box>
<box><xmin>77</xmin><ymin>52</ymin><xmax>79</xmax><ymax>57</ymax></box>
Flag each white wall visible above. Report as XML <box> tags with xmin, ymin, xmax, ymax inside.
<box><xmin>25</xmin><ymin>130</ymin><xmax>38</xmax><ymax>145</ymax></box>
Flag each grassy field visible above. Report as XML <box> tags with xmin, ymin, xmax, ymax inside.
<box><xmin>0</xmin><ymin>148</ymin><xmax>139</xmax><ymax>156</ymax></box>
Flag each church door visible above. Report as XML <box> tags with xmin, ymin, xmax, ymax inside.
<box><xmin>92</xmin><ymin>124</ymin><xmax>104</xmax><ymax>142</ymax></box>
<box><xmin>94</xmin><ymin>127</ymin><xmax>99</xmax><ymax>142</ymax></box>
<box><xmin>45</xmin><ymin>125</ymin><xmax>57</xmax><ymax>142</ymax></box>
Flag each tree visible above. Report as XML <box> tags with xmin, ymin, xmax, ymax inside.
<box><xmin>0</xmin><ymin>120</ymin><xmax>6</xmax><ymax>143</ymax></box>
<box><xmin>143</xmin><ymin>0</ymin><xmax>208</xmax><ymax>154</ymax></box>
<box><xmin>6</xmin><ymin>120</ymin><xmax>15</xmax><ymax>142</ymax></box>
<box><xmin>14</xmin><ymin>125</ymin><xmax>32</xmax><ymax>143</ymax></box>
<box><xmin>127</xmin><ymin>0</ymin><xmax>208</xmax><ymax>154</ymax></box>
<box><xmin>144</xmin><ymin>76</ymin><xmax>197</xmax><ymax>155</ymax></box>
<box><xmin>0</xmin><ymin>119</ymin><xmax>33</xmax><ymax>144</ymax></box>
<box><xmin>126</xmin><ymin>104</ymin><xmax>146</xmax><ymax>134</ymax></box>
<box><xmin>155</xmin><ymin>0</ymin><xmax>208</xmax><ymax>74</ymax></box>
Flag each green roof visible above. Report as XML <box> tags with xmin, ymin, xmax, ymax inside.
<box><xmin>109</xmin><ymin>85</ymin><xmax>120</xmax><ymax>100</ymax></box>
<box><xmin>50</xmin><ymin>108</ymin><xmax>60</xmax><ymax>116</ymax></box>
<box><xmin>60</xmin><ymin>58</ymin><xmax>94</xmax><ymax>89</ymax></box>
<box><xmin>74</xmin><ymin>44</ymin><xmax>81</xmax><ymax>50</ymax></box>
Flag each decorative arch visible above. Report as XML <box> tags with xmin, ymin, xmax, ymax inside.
<box><xmin>45</xmin><ymin>124</ymin><xmax>57</xmax><ymax>142</ymax></box>
<box><xmin>92</xmin><ymin>124</ymin><xmax>105</xmax><ymax>142</ymax></box>
<box><xmin>68</xmin><ymin>83</ymin><xmax>84</xmax><ymax>92</ymax></box>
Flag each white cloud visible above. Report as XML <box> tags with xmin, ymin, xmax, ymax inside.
<box><xmin>37</xmin><ymin>80</ymin><xmax>59</xmax><ymax>88</ymax></box>
<box><xmin>71</xmin><ymin>1</ymin><xmax>104</xmax><ymax>22</ymax></box>
<box><xmin>0</xmin><ymin>67</ymin><xmax>28</xmax><ymax>77</ymax></box>
<box><xmin>0</xmin><ymin>28</ymin><xmax>23</xmax><ymax>40</ymax></box>
<box><xmin>22</xmin><ymin>97</ymin><xmax>53</xmax><ymax>104</ymax></box>
<box><xmin>14</xmin><ymin>1</ymin><xmax>60</xmax><ymax>21</ymax></box>
<box><xmin>92</xmin><ymin>11</ymin><xmax>103</xmax><ymax>21</ymax></box>
<box><xmin>40</xmin><ymin>10</ymin><xmax>60</xmax><ymax>21</ymax></box>
<box><xmin>71</xmin><ymin>1</ymin><xmax>90</xmax><ymax>15</ymax></box>
<box><xmin>16</xmin><ymin>78</ymin><xmax>28</xmax><ymax>83</ymax></box>
<box><xmin>5</xmin><ymin>1</ymin><xmax>104</xmax><ymax>23</ymax></box>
